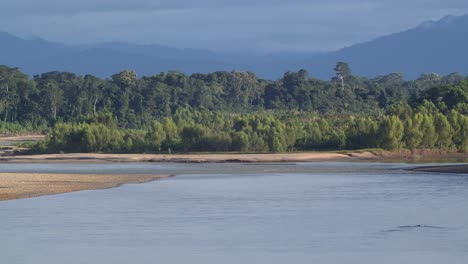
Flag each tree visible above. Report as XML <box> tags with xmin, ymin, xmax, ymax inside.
<box><xmin>334</xmin><ymin>62</ymin><xmax>351</xmax><ymax>90</ymax></box>
<box><xmin>346</xmin><ymin>117</ymin><xmax>377</xmax><ymax>149</ymax></box>
<box><xmin>377</xmin><ymin>116</ymin><xmax>404</xmax><ymax>150</ymax></box>
<box><xmin>162</xmin><ymin>117</ymin><xmax>180</xmax><ymax>151</ymax></box>
<box><xmin>146</xmin><ymin>121</ymin><xmax>165</xmax><ymax>151</ymax></box>
<box><xmin>112</xmin><ymin>70</ymin><xmax>137</xmax><ymax>89</ymax></box>
<box><xmin>44</xmin><ymin>82</ymin><xmax>64</xmax><ymax>120</ymax></box>
<box><xmin>83</xmin><ymin>75</ymin><xmax>104</xmax><ymax>115</ymax></box>
<box><xmin>420</xmin><ymin>114</ymin><xmax>437</xmax><ymax>148</ymax></box>
<box><xmin>301</xmin><ymin>121</ymin><xmax>322</xmax><ymax>149</ymax></box>
<box><xmin>403</xmin><ymin>113</ymin><xmax>423</xmax><ymax>149</ymax></box>
<box><xmin>180</xmin><ymin>124</ymin><xmax>209</xmax><ymax>152</ymax></box>
<box><xmin>434</xmin><ymin>112</ymin><xmax>453</xmax><ymax>149</ymax></box>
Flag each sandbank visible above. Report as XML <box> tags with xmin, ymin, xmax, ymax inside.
<box><xmin>0</xmin><ymin>173</ymin><xmax>171</xmax><ymax>201</ymax></box>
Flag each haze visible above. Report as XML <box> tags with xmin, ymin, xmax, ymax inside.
<box><xmin>1</xmin><ymin>0</ymin><xmax>468</xmax><ymax>53</ymax></box>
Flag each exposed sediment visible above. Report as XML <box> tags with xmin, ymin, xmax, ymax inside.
<box><xmin>0</xmin><ymin>152</ymin><xmax>352</xmax><ymax>163</ymax></box>
<box><xmin>0</xmin><ymin>173</ymin><xmax>171</xmax><ymax>201</ymax></box>
<box><xmin>0</xmin><ymin>150</ymin><xmax>466</xmax><ymax>164</ymax></box>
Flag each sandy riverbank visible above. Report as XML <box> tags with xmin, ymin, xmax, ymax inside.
<box><xmin>0</xmin><ymin>152</ymin><xmax>355</xmax><ymax>163</ymax></box>
<box><xmin>0</xmin><ymin>173</ymin><xmax>171</xmax><ymax>201</ymax></box>
<box><xmin>0</xmin><ymin>135</ymin><xmax>45</xmax><ymax>142</ymax></box>
<box><xmin>0</xmin><ymin>150</ymin><xmax>466</xmax><ymax>163</ymax></box>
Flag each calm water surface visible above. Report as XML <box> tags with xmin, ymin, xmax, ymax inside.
<box><xmin>1</xmin><ymin>162</ymin><xmax>467</xmax><ymax>264</ymax></box>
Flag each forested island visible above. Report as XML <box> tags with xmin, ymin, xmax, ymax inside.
<box><xmin>0</xmin><ymin>63</ymin><xmax>466</xmax><ymax>154</ymax></box>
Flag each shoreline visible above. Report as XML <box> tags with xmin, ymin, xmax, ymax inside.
<box><xmin>0</xmin><ymin>173</ymin><xmax>171</xmax><ymax>201</ymax></box>
<box><xmin>1</xmin><ymin>152</ymin><xmax>466</xmax><ymax>202</ymax></box>
<box><xmin>0</xmin><ymin>152</ymin><xmax>351</xmax><ymax>163</ymax></box>
<box><xmin>0</xmin><ymin>150</ymin><xmax>466</xmax><ymax>164</ymax></box>
<box><xmin>0</xmin><ymin>134</ymin><xmax>46</xmax><ymax>142</ymax></box>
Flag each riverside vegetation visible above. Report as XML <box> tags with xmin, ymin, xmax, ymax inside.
<box><xmin>0</xmin><ymin>63</ymin><xmax>466</xmax><ymax>154</ymax></box>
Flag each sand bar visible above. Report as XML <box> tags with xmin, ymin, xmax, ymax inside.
<box><xmin>1</xmin><ymin>150</ymin><xmax>467</xmax><ymax>163</ymax></box>
<box><xmin>0</xmin><ymin>152</ymin><xmax>353</xmax><ymax>163</ymax></box>
<box><xmin>0</xmin><ymin>135</ymin><xmax>45</xmax><ymax>142</ymax></box>
<box><xmin>0</xmin><ymin>173</ymin><xmax>171</xmax><ymax>201</ymax></box>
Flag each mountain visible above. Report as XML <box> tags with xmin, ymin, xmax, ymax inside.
<box><xmin>0</xmin><ymin>32</ymin><xmax>233</xmax><ymax>78</ymax></box>
<box><xmin>291</xmin><ymin>14</ymin><xmax>468</xmax><ymax>80</ymax></box>
<box><xmin>1</xmin><ymin>14</ymin><xmax>468</xmax><ymax>80</ymax></box>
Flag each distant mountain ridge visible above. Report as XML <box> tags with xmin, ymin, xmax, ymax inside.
<box><xmin>1</xmin><ymin>14</ymin><xmax>468</xmax><ymax>80</ymax></box>
<box><xmin>0</xmin><ymin>31</ymin><xmax>233</xmax><ymax>78</ymax></box>
<box><xmin>297</xmin><ymin>14</ymin><xmax>468</xmax><ymax>79</ymax></box>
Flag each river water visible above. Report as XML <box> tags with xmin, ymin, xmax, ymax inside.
<box><xmin>1</xmin><ymin>162</ymin><xmax>467</xmax><ymax>264</ymax></box>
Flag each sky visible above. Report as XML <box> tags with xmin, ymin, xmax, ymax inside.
<box><xmin>1</xmin><ymin>0</ymin><xmax>467</xmax><ymax>53</ymax></box>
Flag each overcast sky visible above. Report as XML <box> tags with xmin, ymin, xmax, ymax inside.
<box><xmin>1</xmin><ymin>0</ymin><xmax>467</xmax><ymax>53</ymax></box>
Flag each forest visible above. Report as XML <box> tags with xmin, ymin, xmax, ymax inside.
<box><xmin>0</xmin><ymin>63</ymin><xmax>466</xmax><ymax>153</ymax></box>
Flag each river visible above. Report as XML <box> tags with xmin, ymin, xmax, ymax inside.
<box><xmin>1</xmin><ymin>162</ymin><xmax>467</xmax><ymax>263</ymax></box>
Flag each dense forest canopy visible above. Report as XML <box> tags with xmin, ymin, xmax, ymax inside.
<box><xmin>0</xmin><ymin>63</ymin><xmax>467</xmax><ymax>153</ymax></box>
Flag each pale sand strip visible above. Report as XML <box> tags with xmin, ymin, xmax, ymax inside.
<box><xmin>0</xmin><ymin>135</ymin><xmax>46</xmax><ymax>142</ymax></box>
<box><xmin>0</xmin><ymin>152</ymin><xmax>351</xmax><ymax>163</ymax></box>
<box><xmin>0</xmin><ymin>150</ymin><xmax>465</xmax><ymax>164</ymax></box>
<box><xmin>0</xmin><ymin>173</ymin><xmax>171</xmax><ymax>201</ymax></box>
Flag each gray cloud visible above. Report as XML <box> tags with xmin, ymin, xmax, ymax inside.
<box><xmin>1</xmin><ymin>0</ymin><xmax>467</xmax><ymax>53</ymax></box>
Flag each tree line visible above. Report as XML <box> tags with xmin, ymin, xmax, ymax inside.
<box><xmin>1</xmin><ymin>63</ymin><xmax>466</xmax><ymax>153</ymax></box>
<box><xmin>30</xmin><ymin>99</ymin><xmax>467</xmax><ymax>154</ymax></box>
<box><xmin>0</xmin><ymin>63</ymin><xmax>466</xmax><ymax>130</ymax></box>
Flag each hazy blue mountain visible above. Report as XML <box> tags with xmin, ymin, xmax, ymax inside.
<box><xmin>292</xmin><ymin>14</ymin><xmax>468</xmax><ymax>80</ymax></box>
<box><xmin>0</xmin><ymin>32</ymin><xmax>233</xmax><ymax>77</ymax></box>
<box><xmin>1</xmin><ymin>14</ymin><xmax>468</xmax><ymax>80</ymax></box>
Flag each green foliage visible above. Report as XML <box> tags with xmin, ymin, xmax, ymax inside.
<box><xmin>434</xmin><ymin>112</ymin><xmax>453</xmax><ymax>149</ymax></box>
<box><xmin>28</xmin><ymin>106</ymin><xmax>467</xmax><ymax>153</ymax></box>
<box><xmin>47</xmin><ymin>123</ymin><xmax>118</xmax><ymax>153</ymax></box>
<box><xmin>0</xmin><ymin>64</ymin><xmax>466</xmax><ymax>153</ymax></box>
<box><xmin>346</xmin><ymin>117</ymin><xmax>378</xmax><ymax>149</ymax></box>
<box><xmin>377</xmin><ymin>116</ymin><xmax>404</xmax><ymax>150</ymax></box>
<box><xmin>419</xmin><ymin>114</ymin><xmax>438</xmax><ymax>148</ymax></box>
<box><xmin>403</xmin><ymin>113</ymin><xmax>423</xmax><ymax>149</ymax></box>
<box><xmin>0</xmin><ymin>64</ymin><xmax>466</xmax><ymax>127</ymax></box>
<box><xmin>146</xmin><ymin>121</ymin><xmax>165</xmax><ymax>151</ymax></box>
